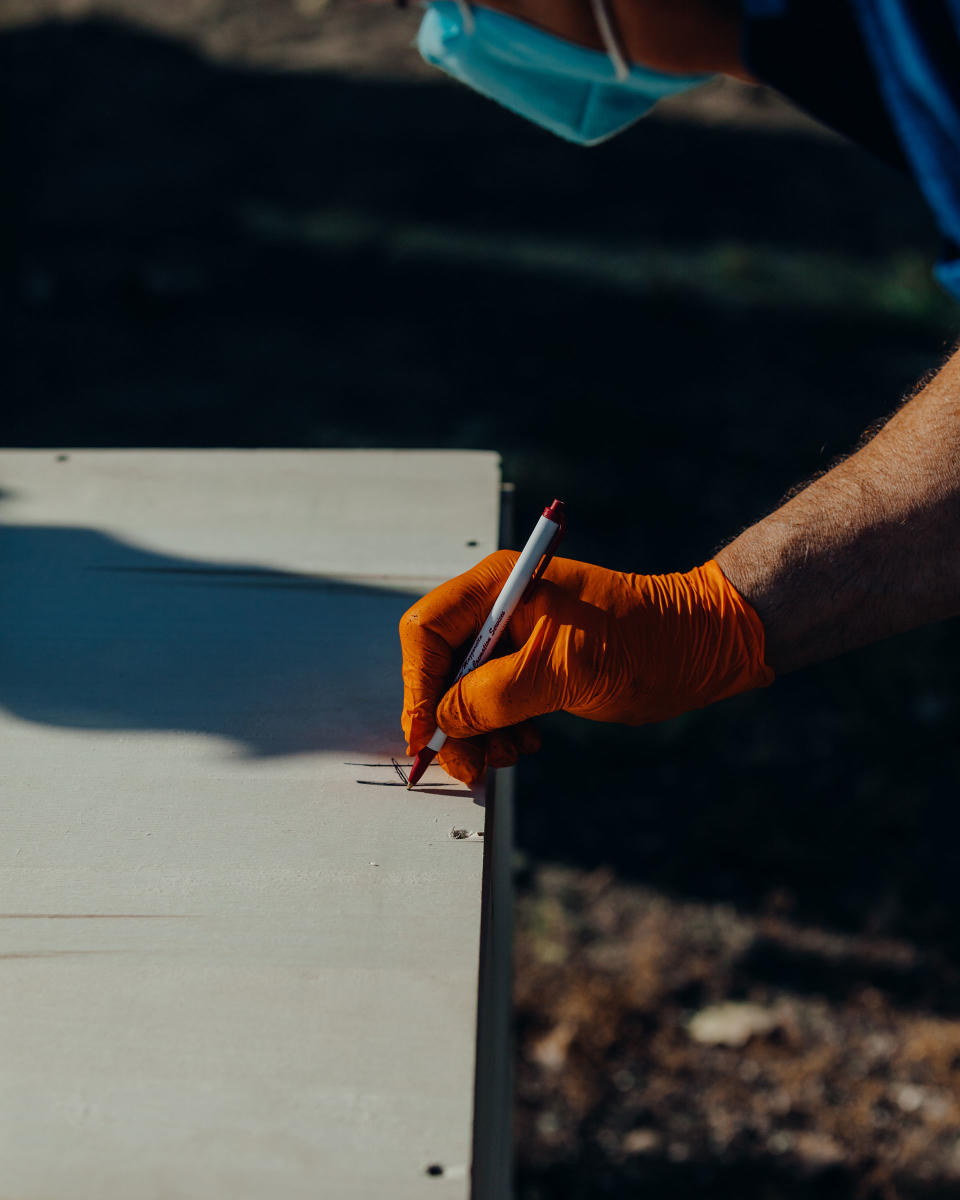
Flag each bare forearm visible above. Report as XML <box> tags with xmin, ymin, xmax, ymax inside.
<box><xmin>715</xmin><ymin>345</ymin><xmax>960</xmax><ymax>674</ymax></box>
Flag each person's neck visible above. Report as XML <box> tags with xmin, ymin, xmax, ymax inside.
<box><xmin>480</xmin><ymin>0</ymin><xmax>752</xmax><ymax>82</ymax></box>
<box><xmin>611</xmin><ymin>0</ymin><xmax>752</xmax><ymax>81</ymax></box>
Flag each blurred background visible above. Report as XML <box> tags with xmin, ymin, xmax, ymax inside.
<box><xmin>4</xmin><ymin>2</ymin><xmax>960</xmax><ymax>1196</ymax></box>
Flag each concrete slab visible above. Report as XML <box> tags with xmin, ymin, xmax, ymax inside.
<box><xmin>0</xmin><ymin>450</ymin><xmax>502</xmax><ymax>1199</ymax></box>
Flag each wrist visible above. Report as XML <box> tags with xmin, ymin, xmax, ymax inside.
<box><xmin>643</xmin><ymin>559</ymin><xmax>774</xmax><ymax>717</ymax></box>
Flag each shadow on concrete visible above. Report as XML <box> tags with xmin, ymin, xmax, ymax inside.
<box><xmin>0</xmin><ymin>517</ymin><xmax>419</xmax><ymax>759</ymax></box>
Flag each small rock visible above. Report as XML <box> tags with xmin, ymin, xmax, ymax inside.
<box><xmin>688</xmin><ymin>1002</ymin><xmax>782</xmax><ymax>1047</ymax></box>
<box><xmin>793</xmin><ymin>1131</ymin><xmax>845</xmax><ymax>1170</ymax></box>
<box><xmin>865</xmin><ymin>1032</ymin><xmax>896</xmax><ymax>1060</ymax></box>
<box><xmin>895</xmin><ymin>1084</ymin><xmax>925</xmax><ymax>1113</ymax></box>
<box><xmin>892</xmin><ymin>1083</ymin><xmax>952</xmax><ymax>1118</ymax></box>
<box><xmin>529</xmin><ymin>1022</ymin><xmax>575</xmax><ymax>1071</ymax></box>
<box><xmin>622</xmin><ymin>1128</ymin><xmax>661</xmax><ymax>1156</ymax></box>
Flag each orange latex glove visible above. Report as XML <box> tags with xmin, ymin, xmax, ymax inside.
<box><xmin>399</xmin><ymin>551</ymin><xmax>774</xmax><ymax>785</ymax></box>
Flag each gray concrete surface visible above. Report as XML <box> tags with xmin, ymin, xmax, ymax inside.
<box><xmin>0</xmin><ymin>450</ymin><xmax>501</xmax><ymax>1198</ymax></box>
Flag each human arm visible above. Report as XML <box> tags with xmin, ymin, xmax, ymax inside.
<box><xmin>399</xmin><ymin>344</ymin><xmax>960</xmax><ymax>784</ymax></box>
<box><xmin>716</xmin><ymin>342</ymin><xmax>960</xmax><ymax>673</ymax></box>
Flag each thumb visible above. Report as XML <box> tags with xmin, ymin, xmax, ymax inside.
<box><xmin>436</xmin><ymin>628</ymin><xmax>560</xmax><ymax>738</ymax></box>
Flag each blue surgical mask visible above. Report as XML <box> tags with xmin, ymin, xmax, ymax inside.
<box><xmin>417</xmin><ymin>0</ymin><xmax>712</xmax><ymax>146</ymax></box>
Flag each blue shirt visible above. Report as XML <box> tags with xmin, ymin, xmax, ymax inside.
<box><xmin>742</xmin><ymin>0</ymin><xmax>960</xmax><ymax>297</ymax></box>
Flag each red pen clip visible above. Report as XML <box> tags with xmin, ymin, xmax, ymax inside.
<box><xmin>522</xmin><ymin>499</ymin><xmax>566</xmax><ymax>602</ymax></box>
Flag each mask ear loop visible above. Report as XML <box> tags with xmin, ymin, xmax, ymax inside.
<box><xmin>455</xmin><ymin>0</ymin><xmax>476</xmax><ymax>35</ymax></box>
<box><xmin>589</xmin><ymin>0</ymin><xmax>630</xmax><ymax>81</ymax></box>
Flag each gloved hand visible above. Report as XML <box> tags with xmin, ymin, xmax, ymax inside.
<box><xmin>399</xmin><ymin>551</ymin><xmax>774</xmax><ymax>785</ymax></box>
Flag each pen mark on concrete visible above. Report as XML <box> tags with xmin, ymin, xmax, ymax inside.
<box><xmin>356</xmin><ymin>780</ymin><xmax>457</xmax><ymax>788</ymax></box>
<box><xmin>344</xmin><ymin>759</ymin><xmax>413</xmax><ymax>779</ymax></box>
<box><xmin>355</xmin><ymin>782</ymin><xmax>462</xmax><ymax>797</ymax></box>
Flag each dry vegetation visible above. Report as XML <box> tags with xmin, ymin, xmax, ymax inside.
<box><xmin>515</xmin><ymin>867</ymin><xmax>960</xmax><ymax>1198</ymax></box>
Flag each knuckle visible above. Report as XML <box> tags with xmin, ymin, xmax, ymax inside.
<box><xmin>482</xmin><ymin>549</ymin><xmax>519</xmax><ymax>576</ymax></box>
<box><xmin>559</xmin><ymin>626</ymin><xmax>609</xmax><ymax>705</ymax></box>
<box><xmin>398</xmin><ymin>604</ymin><xmax>423</xmax><ymax>639</ymax></box>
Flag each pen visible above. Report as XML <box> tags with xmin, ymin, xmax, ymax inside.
<box><xmin>405</xmin><ymin>499</ymin><xmax>567</xmax><ymax>790</ymax></box>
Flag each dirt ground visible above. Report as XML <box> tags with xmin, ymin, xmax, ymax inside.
<box><xmin>515</xmin><ymin>866</ymin><xmax>960</xmax><ymax>1198</ymax></box>
<box><xmin>4</xmin><ymin>4</ymin><xmax>960</xmax><ymax>1197</ymax></box>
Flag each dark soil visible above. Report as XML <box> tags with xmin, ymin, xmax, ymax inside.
<box><xmin>3</xmin><ymin>5</ymin><xmax>960</xmax><ymax>1197</ymax></box>
<box><xmin>515</xmin><ymin>866</ymin><xmax>960</xmax><ymax>1199</ymax></box>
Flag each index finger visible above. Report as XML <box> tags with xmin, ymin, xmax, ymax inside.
<box><xmin>398</xmin><ymin>550</ymin><xmax>518</xmax><ymax>753</ymax></box>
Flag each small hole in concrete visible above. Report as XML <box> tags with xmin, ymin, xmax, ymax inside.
<box><xmin>465</xmin><ymin>539</ymin><xmax>478</xmax><ymax>547</ymax></box>
<box><xmin>426</xmin><ymin>1163</ymin><xmax>445</xmax><ymax>1177</ymax></box>
<box><xmin>56</xmin><ymin>454</ymin><xmax>69</xmax><ymax>462</ymax></box>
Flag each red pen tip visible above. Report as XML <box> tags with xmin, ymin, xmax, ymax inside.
<box><xmin>405</xmin><ymin>746</ymin><xmax>438</xmax><ymax>790</ymax></box>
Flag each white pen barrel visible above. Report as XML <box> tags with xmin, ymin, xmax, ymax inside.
<box><xmin>425</xmin><ymin>512</ymin><xmax>561</xmax><ymax>759</ymax></box>
<box><xmin>455</xmin><ymin>513</ymin><xmax>559</xmax><ymax>680</ymax></box>
<box><xmin>426</xmin><ymin>726</ymin><xmax>448</xmax><ymax>753</ymax></box>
